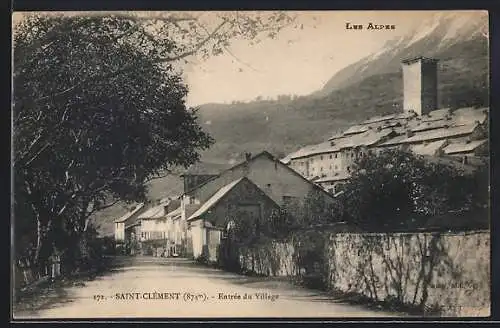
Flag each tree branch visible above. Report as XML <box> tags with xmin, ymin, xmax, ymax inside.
<box><xmin>159</xmin><ymin>19</ymin><xmax>228</xmax><ymax>62</ymax></box>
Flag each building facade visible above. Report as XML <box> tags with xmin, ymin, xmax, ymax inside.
<box><xmin>187</xmin><ymin>177</ymin><xmax>280</xmax><ymax>260</ymax></box>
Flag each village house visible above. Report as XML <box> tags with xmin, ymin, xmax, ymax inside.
<box><xmin>113</xmin><ymin>197</ymin><xmax>188</xmax><ymax>256</ymax></box>
<box><xmin>187</xmin><ymin>177</ymin><xmax>280</xmax><ymax>261</ymax></box>
<box><xmin>114</xmin><ymin>203</ymin><xmax>145</xmax><ymax>254</ymax></box>
<box><xmin>136</xmin><ymin>198</ymin><xmax>181</xmax><ymax>256</ymax></box>
<box><xmin>179</xmin><ymin>151</ymin><xmax>336</xmax><ymax>260</ymax></box>
<box><xmin>282</xmin><ymin>56</ymin><xmax>489</xmax><ymax>193</ymax></box>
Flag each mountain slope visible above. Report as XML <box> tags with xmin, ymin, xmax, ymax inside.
<box><xmin>315</xmin><ymin>11</ymin><xmax>488</xmax><ymax>96</ymax></box>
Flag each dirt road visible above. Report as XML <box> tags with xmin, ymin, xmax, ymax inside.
<box><xmin>14</xmin><ymin>256</ymin><xmax>403</xmax><ymax>319</ymax></box>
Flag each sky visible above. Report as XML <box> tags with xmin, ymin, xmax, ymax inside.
<box><xmin>182</xmin><ymin>11</ymin><xmax>436</xmax><ymax>106</ymax></box>
<box><xmin>13</xmin><ymin>10</ymin><xmax>486</xmax><ymax>107</ymax></box>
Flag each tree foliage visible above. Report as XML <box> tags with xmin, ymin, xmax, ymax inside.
<box><xmin>339</xmin><ymin>149</ymin><xmax>489</xmax><ymax>231</ymax></box>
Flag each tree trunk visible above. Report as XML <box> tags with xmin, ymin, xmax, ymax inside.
<box><xmin>34</xmin><ymin>216</ymin><xmax>43</xmax><ymax>264</ymax></box>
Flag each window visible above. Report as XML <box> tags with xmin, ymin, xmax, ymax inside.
<box><xmin>320</xmin><ymin>155</ymin><xmax>323</xmax><ymax>160</ymax></box>
<box><xmin>320</xmin><ymin>167</ymin><xmax>323</xmax><ymax>172</ymax></box>
<box><xmin>329</xmin><ymin>155</ymin><xmax>332</xmax><ymax>159</ymax></box>
<box><xmin>335</xmin><ymin>153</ymin><xmax>338</xmax><ymax>159</ymax></box>
<box><xmin>334</xmin><ymin>165</ymin><xmax>338</xmax><ymax>170</ymax></box>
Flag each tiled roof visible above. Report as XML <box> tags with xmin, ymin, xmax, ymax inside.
<box><xmin>166</xmin><ymin>206</ymin><xmax>182</xmax><ymax>218</ymax></box>
<box><xmin>139</xmin><ymin>203</ymin><xmax>168</xmax><ymax>219</ymax></box>
<box><xmin>337</xmin><ymin>129</ymin><xmax>396</xmax><ymax>149</ymax></box>
<box><xmin>187</xmin><ymin>178</ymin><xmax>245</xmax><ymax>221</ymax></box>
<box><xmin>394</xmin><ymin>111</ymin><xmax>418</xmax><ymax>120</ymax></box>
<box><xmin>315</xmin><ymin>173</ymin><xmax>351</xmax><ymax>183</ymax></box>
<box><xmin>286</xmin><ymin>142</ymin><xmax>331</xmax><ymax>160</ymax></box>
<box><xmin>114</xmin><ymin>203</ymin><xmax>145</xmax><ymax>223</ymax></box>
<box><xmin>410</xmin><ymin>140</ymin><xmax>448</xmax><ymax>156</ymax></box>
<box><xmin>406</xmin><ymin>124</ymin><xmax>478</xmax><ymax>143</ymax></box>
<box><xmin>289</xmin><ymin>129</ymin><xmax>396</xmax><ymax>160</ymax></box>
<box><xmin>327</xmin><ymin>132</ymin><xmax>345</xmax><ymax>141</ymax></box>
<box><xmin>442</xmin><ymin>139</ymin><xmax>488</xmax><ymax>155</ymax></box>
<box><xmin>284</xmin><ymin>106</ymin><xmax>488</xmax><ymax>162</ymax></box>
<box><xmin>343</xmin><ymin>124</ymin><xmax>369</xmax><ymax>135</ymax></box>
<box><xmin>411</xmin><ymin>120</ymin><xmax>450</xmax><ymax>132</ymax></box>
<box><xmin>361</xmin><ymin>114</ymin><xmax>396</xmax><ymax>125</ymax></box>
<box><xmin>380</xmin><ymin>124</ymin><xmax>478</xmax><ymax>146</ymax></box>
<box><xmin>451</xmin><ymin>107</ymin><xmax>488</xmax><ymax>125</ymax></box>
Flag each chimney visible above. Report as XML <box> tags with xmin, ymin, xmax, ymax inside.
<box><xmin>401</xmin><ymin>56</ymin><xmax>439</xmax><ymax>116</ymax></box>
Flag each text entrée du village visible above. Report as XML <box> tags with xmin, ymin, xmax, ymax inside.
<box><xmin>93</xmin><ymin>291</ymin><xmax>279</xmax><ymax>302</ymax></box>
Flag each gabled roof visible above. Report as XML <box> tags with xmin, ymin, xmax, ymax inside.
<box><xmin>315</xmin><ymin>172</ymin><xmax>351</xmax><ymax>183</ymax></box>
<box><xmin>287</xmin><ymin>129</ymin><xmax>397</xmax><ymax>160</ymax></box>
<box><xmin>327</xmin><ymin>132</ymin><xmax>345</xmax><ymax>141</ymax></box>
<box><xmin>361</xmin><ymin>114</ymin><xmax>396</xmax><ymax>125</ymax></box>
<box><xmin>187</xmin><ymin>178</ymin><xmax>245</xmax><ymax>221</ymax></box>
<box><xmin>343</xmin><ymin>124</ymin><xmax>369</xmax><ymax>135</ymax></box>
<box><xmin>410</xmin><ymin>139</ymin><xmax>448</xmax><ymax>156</ymax></box>
<box><xmin>380</xmin><ymin>124</ymin><xmax>479</xmax><ymax>146</ymax></box>
<box><xmin>411</xmin><ymin>120</ymin><xmax>450</xmax><ymax>132</ymax></box>
<box><xmin>166</xmin><ymin>206</ymin><xmax>182</xmax><ymax>219</ymax></box>
<box><xmin>138</xmin><ymin>203</ymin><xmax>168</xmax><ymax>219</ymax></box>
<box><xmin>114</xmin><ymin>203</ymin><xmax>145</xmax><ymax>223</ymax></box>
<box><xmin>187</xmin><ymin>177</ymin><xmax>279</xmax><ymax>222</ymax></box>
<box><xmin>451</xmin><ymin>107</ymin><xmax>488</xmax><ymax>125</ymax></box>
<box><xmin>442</xmin><ymin>139</ymin><xmax>488</xmax><ymax>155</ymax></box>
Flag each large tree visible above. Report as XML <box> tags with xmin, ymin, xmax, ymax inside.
<box><xmin>12</xmin><ymin>14</ymin><xmax>206</xmax><ymax>267</ymax></box>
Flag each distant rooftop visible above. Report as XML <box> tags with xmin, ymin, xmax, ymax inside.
<box><xmin>284</xmin><ymin>106</ymin><xmax>489</xmax><ymax>162</ymax></box>
<box><xmin>410</xmin><ymin>139</ymin><xmax>448</xmax><ymax>156</ymax></box>
<box><xmin>114</xmin><ymin>203</ymin><xmax>145</xmax><ymax>223</ymax></box>
<box><xmin>442</xmin><ymin>139</ymin><xmax>488</xmax><ymax>155</ymax></box>
<box><xmin>315</xmin><ymin>172</ymin><xmax>351</xmax><ymax>183</ymax></box>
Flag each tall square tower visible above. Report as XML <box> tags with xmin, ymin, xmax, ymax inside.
<box><xmin>401</xmin><ymin>56</ymin><xmax>439</xmax><ymax>116</ymax></box>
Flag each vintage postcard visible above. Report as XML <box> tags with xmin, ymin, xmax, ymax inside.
<box><xmin>11</xmin><ymin>10</ymin><xmax>490</xmax><ymax>320</ymax></box>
